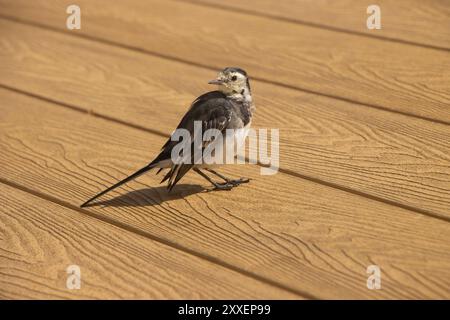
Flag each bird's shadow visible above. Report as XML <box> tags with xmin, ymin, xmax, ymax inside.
<box><xmin>86</xmin><ymin>184</ymin><xmax>206</xmax><ymax>208</ymax></box>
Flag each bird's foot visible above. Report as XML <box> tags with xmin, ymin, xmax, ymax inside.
<box><xmin>227</xmin><ymin>177</ymin><xmax>250</xmax><ymax>186</ymax></box>
<box><xmin>215</xmin><ymin>182</ymin><xmax>234</xmax><ymax>190</ymax></box>
<box><xmin>208</xmin><ymin>178</ymin><xmax>250</xmax><ymax>191</ymax></box>
<box><xmin>209</xmin><ymin>182</ymin><xmax>234</xmax><ymax>191</ymax></box>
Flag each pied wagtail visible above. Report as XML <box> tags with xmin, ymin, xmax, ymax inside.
<box><xmin>81</xmin><ymin>67</ymin><xmax>255</xmax><ymax>207</ymax></box>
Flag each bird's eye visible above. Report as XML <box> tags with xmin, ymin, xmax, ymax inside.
<box><xmin>231</xmin><ymin>75</ymin><xmax>237</xmax><ymax>81</ymax></box>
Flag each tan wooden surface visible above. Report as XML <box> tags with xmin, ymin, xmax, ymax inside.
<box><xmin>191</xmin><ymin>0</ymin><xmax>450</xmax><ymax>50</ymax></box>
<box><xmin>0</xmin><ymin>0</ymin><xmax>449</xmax><ymax>299</ymax></box>
<box><xmin>1</xmin><ymin>0</ymin><xmax>449</xmax><ymax>123</ymax></box>
<box><xmin>1</xmin><ymin>88</ymin><xmax>450</xmax><ymax>299</ymax></box>
<box><xmin>1</xmin><ymin>19</ymin><xmax>449</xmax><ymax>220</ymax></box>
<box><xmin>0</xmin><ymin>183</ymin><xmax>296</xmax><ymax>299</ymax></box>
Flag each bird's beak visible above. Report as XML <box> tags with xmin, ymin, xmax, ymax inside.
<box><xmin>208</xmin><ymin>78</ymin><xmax>225</xmax><ymax>85</ymax></box>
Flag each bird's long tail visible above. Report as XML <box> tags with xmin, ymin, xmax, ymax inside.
<box><xmin>80</xmin><ymin>163</ymin><xmax>156</xmax><ymax>208</ymax></box>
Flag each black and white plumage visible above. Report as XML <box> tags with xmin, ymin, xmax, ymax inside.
<box><xmin>81</xmin><ymin>67</ymin><xmax>254</xmax><ymax>208</ymax></box>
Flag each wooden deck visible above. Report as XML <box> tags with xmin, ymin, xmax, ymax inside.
<box><xmin>0</xmin><ymin>0</ymin><xmax>449</xmax><ymax>299</ymax></box>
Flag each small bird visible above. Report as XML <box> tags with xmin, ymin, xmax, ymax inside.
<box><xmin>80</xmin><ymin>67</ymin><xmax>255</xmax><ymax>208</ymax></box>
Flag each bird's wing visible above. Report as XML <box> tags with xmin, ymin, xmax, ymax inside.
<box><xmin>153</xmin><ymin>91</ymin><xmax>233</xmax><ymax>190</ymax></box>
<box><xmin>151</xmin><ymin>91</ymin><xmax>229</xmax><ymax>163</ymax></box>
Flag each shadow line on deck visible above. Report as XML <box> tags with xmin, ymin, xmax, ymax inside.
<box><xmin>85</xmin><ymin>185</ymin><xmax>205</xmax><ymax>208</ymax></box>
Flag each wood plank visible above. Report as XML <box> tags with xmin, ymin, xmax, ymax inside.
<box><xmin>191</xmin><ymin>0</ymin><xmax>450</xmax><ymax>50</ymax></box>
<box><xmin>1</xmin><ymin>0</ymin><xmax>449</xmax><ymax>122</ymax></box>
<box><xmin>1</xmin><ymin>88</ymin><xmax>449</xmax><ymax>299</ymax></box>
<box><xmin>1</xmin><ymin>20</ymin><xmax>449</xmax><ymax>219</ymax></box>
<box><xmin>0</xmin><ymin>184</ymin><xmax>297</xmax><ymax>299</ymax></box>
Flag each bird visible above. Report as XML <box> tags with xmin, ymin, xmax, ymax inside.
<box><xmin>80</xmin><ymin>67</ymin><xmax>255</xmax><ymax>208</ymax></box>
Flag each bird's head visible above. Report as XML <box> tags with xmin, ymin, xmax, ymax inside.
<box><xmin>209</xmin><ymin>67</ymin><xmax>251</xmax><ymax>99</ymax></box>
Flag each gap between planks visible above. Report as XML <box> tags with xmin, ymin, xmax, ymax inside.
<box><xmin>1</xmin><ymin>82</ymin><xmax>449</xmax><ymax>225</ymax></box>
<box><xmin>0</xmin><ymin>14</ymin><xmax>449</xmax><ymax>127</ymax></box>
<box><xmin>178</xmin><ymin>0</ymin><xmax>450</xmax><ymax>53</ymax></box>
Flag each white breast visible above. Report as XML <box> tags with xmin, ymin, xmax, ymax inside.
<box><xmin>234</xmin><ymin>121</ymin><xmax>252</xmax><ymax>150</ymax></box>
<box><xmin>200</xmin><ymin>121</ymin><xmax>252</xmax><ymax>168</ymax></box>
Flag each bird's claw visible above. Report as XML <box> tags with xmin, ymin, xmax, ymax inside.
<box><xmin>227</xmin><ymin>177</ymin><xmax>250</xmax><ymax>186</ymax></box>
<box><xmin>212</xmin><ymin>182</ymin><xmax>234</xmax><ymax>191</ymax></box>
<box><xmin>208</xmin><ymin>177</ymin><xmax>251</xmax><ymax>191</ymax></box>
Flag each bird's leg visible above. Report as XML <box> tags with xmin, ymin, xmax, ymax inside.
<box><xmin>205</xmin><ymin>168</ymin><xmax>250</xmax><ymax>186</ymax></box>
<box><xmin>193</xmin><ymin>168</ymin><xmax>233</xmax><ymax>190</ymax></box>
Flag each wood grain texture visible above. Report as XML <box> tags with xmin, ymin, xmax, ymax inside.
<box><xmin>1</xmin><ymin>0</ymin><xmax>449</xmax><ymax>122</ymax></box>
<box><xmin>0</xmin><ymin>184</ymin><xmax>297</xmax><ymax>299</ymax></box>
<box><xmin>1</xmin><ymin>88</ymin><xmax>450</xmax><ymax>299</ymax></box>
<box><xmin>1</xmin><ymin>20</ymin><xmax>449</xmax><ymax>219</ymax></box>
<box><xmin>191</xmin><ymin>0</ymin><xmax>450</xmax><ymax>50</ymax></box>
